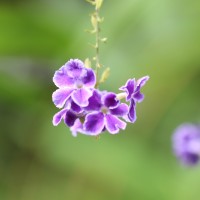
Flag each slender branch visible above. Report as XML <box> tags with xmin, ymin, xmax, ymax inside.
<box><xmin>95</xmin><ymin>6</ymin><xmax>100</xmax><ymax>86</ymax></box>
<box><xmin>87</xmin><ymin>0</ymin><xmax>105</xmax><ymax>88</ymax></box>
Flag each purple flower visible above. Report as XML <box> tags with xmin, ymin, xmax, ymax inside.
<box><xmin>120</xmin><ymin>76</ymin><xmax>149</xmax><ymax>122</ymax></box>
<box><xmin>83</xmin><ymin>90</ymin><xmax>129</xmax><ymax>135</ymax></box>
<box><xmin>52</xmin><ymin>58</ymin><xmax>149</xmax><ymax>137</ymax></box>
<box><xmin>172</xmin><ymin>123</ymin><xmax>200</xmax><ymax>166</ymax></box>
<box><xmin>52</xmin><ymin>59</ymin><xmax>96</xmax><ymax>108</ymax></box>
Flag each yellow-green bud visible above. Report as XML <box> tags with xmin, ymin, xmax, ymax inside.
<box><xmin>99</xmin><ymin>67</ymin><xmax>110</xmax><ymax>83</ymax></box>
<box><xmin>84</xmin><ymin>58</ymin><xmax>91</xmax><ymax>68</ymax></box>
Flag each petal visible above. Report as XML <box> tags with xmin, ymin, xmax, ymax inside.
<box><xmin>70</xmin><ymin>119</ymin><xmax>93</xmax><ymax>136</ymax></box>
<box><xmin>65</xmin><ymin>59</ymin><xmax>86</xmax><ymax>78</ymax></box>
<box><xmin>53</xmin><ymin>66</ymin><xmax>74</xmax><ymax>88</ymax></box>
<box><xmin>52</xmin><ymin>88</ymin><xmax>73</xmax><ymax>108</ymax></box>
<box><xmin>179</xmin><ymin>152</ymin><xmax>199</xmax><ymax>166</ymax></box>
<box><xmin>82</xmin><ymin>68</ymin><xmax>96</xmax><ymax>88</ymax></box>
<box><xmin>136</xmin><ymin>76</ymin><xmax>149</xmax><ymax>89</ymax></box>
<box><xmin>71</xmin><ymin>88</ymin><xmax>93</xmax><ymax>107</ymax></box>
<box><xmin>103</xmin><ymin>92</ymin><xmax>119</xmax><ymax>109</ymax></box>
<box><xmin>128</xmin><ymin>99</ymin><xmax>137</xmax><ymax>123</ymax></box>
<box><xmin>52</xmin><ymin>108</ymin><xmax>68</xmax><ymax>126</ymax></box>
<box><xmin>64</xmin><ymin>110</ymin><xmax>78</xmax><ymax>127</ymax></box>
<box><xmin>133</xmin><ymin>76</ymin><xmax>149</xmax><ymax>103</ymax></box>
<box><xmin>110</xmin><ymin>103</ymin><xmax>129</xmax><ymax>117</ymax></box>
<box><xmin>133</xmin><ymin>91</ymin><xmax>144</xmax><ymax>103</ymax></box>
<box><xmin>84</xmin><ymin>90</ymin><xmax>102</xmax><ymax>111</ymax></box>
<box><xmin>105</xmin><ymin>114</ymin><xmax>126</xmax><ymax>134</ymax></box>
<box><xmin>119</xmin><ymin>79</ymin><xmax>135</xmax><ymax>101</ymax></box>
<box><xmin>71</xmin><ymin>101</ymin><xmax>82</xmax><ymax>113</ymax></box>
<box><xmin>84</xmin><ymin>112</ymin><xmax>105</xmax><ymax>135</ymax></box>
<box><xmin>70</xmin><ymin>119</ymin><xmax>84</xmax><ymax>137</ymax></box>
<box><xmin>188</xmin><ymin>140</ymin><xmax>200</xmax><ymax>154</ymax></box>
<box><xmin>134</xmin><ymin>76</ymin><xmax>149</xmax><ymax>94</ymax></box>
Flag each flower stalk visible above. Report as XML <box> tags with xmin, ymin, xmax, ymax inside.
<box><xmin>87</xmin><ymin>0</ymin><xmax>107</xmax><ymax>88</ymax></box>
<box><xmin>94</xmin><ymin>6</ymin><xmax>100</xmax><ymax>79</ymax></box>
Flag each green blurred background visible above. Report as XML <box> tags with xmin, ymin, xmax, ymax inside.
<box><xmin>0</xmin><ymin>0</ymin><xmax>200</xmax><ymax>199</ymax></box>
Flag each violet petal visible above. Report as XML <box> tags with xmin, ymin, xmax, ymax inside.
<box><xmin>82</xmin><ymin>68</ymin><xmax>96</xmax><ymax>88</ymax></box>
<box><xmin>53</xmin><ymin>66</ymin><xmax>74</xmax><ymax>88</ymax></box>
<box><xmin>103</xmin><ymin>92</ymin><xmax>119</xmax><ymax>109</ymax></box>
<box><xmin>128</xmin><ymin>99</ymin><xmax>137</xmax><ymax>123</ymax></box>
<box><xmin>71</xmin><ymin>88</ymin><xmax>92</xmax><ymax>107</ymax></box>
<box><xmin>71</xmin><ymin>101</ymin><xmax>82</xmax><ymax>113</ymax></box>
<box><xmin>64</xmin><ymin>110</ymin><xmax>78</xmax><ymax>127</ymax></box>
<box><xmin>52</xmin><ymin>108</ymin><xmax>68</xmax><ymax>126</ymax></box>
<box><xmin>120</xmin><ymin>79</ymin><xmax>135</xmax><ymax>101</ymax></box>
<box><xmin>136</xmin><ymin>76</ymin><xmax>149</xmax><ymax>89</ymax></box>
<box><xmin>84</xmin><ymin>90</ymin><xmax>102</xmax><ymax>111</ymax></box>
<box><xmin>70</xmin><ymin>119</ymin><xmax>83</xmax><ymax>137</ymax></box>
<box><xmin>179</xmin><ymin>153</ymin><xmax>199</xmax><ymax>165</ymax></box>
<box><xmin>84</xmin><ymin>112</ymin><xmax>104</xmax><ymax>135</ymax></box>
<box><xmin>105</xmin><ymin>114</ymin><xmax>126</xmax><ymax>134</ymax></box>
<box><xmin>134</xmin><ymin>76</ymin><xmax>149</xmax><ymax>94</ymax></box>
<box><xmin>52</xmin><ymin>88</ymin><xmax>73</xmax><ymax>108</ymax></box>
<box><xmin>65</xmin><ymin>59</ymin><xmax>86</xmax><ymax>78</ymax></box>
<box><xmin>110</xmin><ymin>103</ymin><xmax>129</xmax><ymax>117</ymax></box>
<box><xmin>133</xmin><ymin>91</ymin><xmax>144</xmax><ymax>103</ymax></box>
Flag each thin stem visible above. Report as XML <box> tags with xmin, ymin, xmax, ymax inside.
<box><xmin>95</xmin><ymin>7</ymin><xmax>100</xmax><ymax>85</ymax></box>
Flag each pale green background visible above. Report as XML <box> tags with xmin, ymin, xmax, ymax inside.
<box><xmin>0</xmin><ymin>0</ymin><xmax>200</xmax><ymax>200</ymax></box>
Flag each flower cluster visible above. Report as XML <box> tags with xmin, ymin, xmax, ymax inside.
<box><xmin>172</xmin><ymin>123</ymin><xmax>200</xmax><ymax>166</ymax></box>
<box><xmin>52</xmin><ymin>59</ymin><xmax>149</xmax><ymax>136</ymax></box>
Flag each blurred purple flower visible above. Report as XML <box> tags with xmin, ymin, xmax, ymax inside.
<box><xmin>120</xmin><ymin>76</ymin><xmax>149</xmax><ymax>122</ymax></box>
<box><xmin>172</xmin><ymin>123</ymin><xmax>200</xmax><ymax>166</ymax></box>
<box><xmin>83</xmin><ymin>90</ymin><xmax>129</xmax><ymax>135</ymax></box>
<box><xmin>52</xmin><ymin>59</ymin><xmax>96</xmax><ymax>108</ymax></box>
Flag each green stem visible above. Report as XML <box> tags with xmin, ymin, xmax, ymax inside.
<box><xmin>95</xmin><ymin>7</ymin><xmax>100</xmax><ymax>87</ymax></box>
